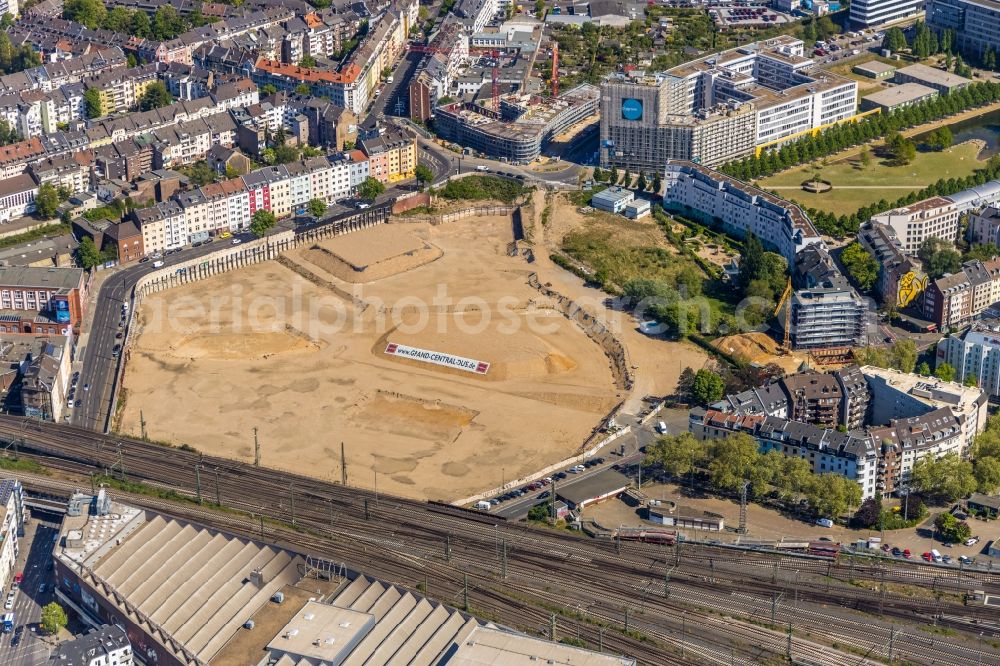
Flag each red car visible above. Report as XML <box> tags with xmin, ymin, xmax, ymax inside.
<box><xmin>902</xmin><ymin>549</ymin><xmax>912</xmax><ymax>559</ymax></box>
<box><xmin>922</xmin><ymin>552</ymin><xmax>933</xmax><ymax>561</ymax></box>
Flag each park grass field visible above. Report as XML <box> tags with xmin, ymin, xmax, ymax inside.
<box><xmin>757</xmin><ymin>140</ymin><xmax>985</xmax><ymax>216</ymax></box>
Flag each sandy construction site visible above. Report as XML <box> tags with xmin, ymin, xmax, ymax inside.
<box><xmin>119</xmin><ymin>214</ymin><xmax>623</xmax><ymax>500</ymax></box>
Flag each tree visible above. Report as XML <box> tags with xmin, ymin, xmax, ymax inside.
<box><xmin>40</xmin><ymin>602</ymin><xmax>67</xmax><ymax>635</ymax></box>
<box><xmin>130</xmin><ymin>10</ymin><xmax>151</xmax><ymax>38</ymax></box>
<box><xmin>83</xmin><ymin>88</ymin><xmax>103</xmax><ymax>119</ymax></box>
<box><xmin>738</xmin><ymin>233</ymin><xmax>766</xmax><ymax>290</ymax></box>
<box><xmin>652</xmin><ymin>172</ymin><xmax>661</xmax><ymax>194</ymax></box>
<box><xmin>965</xmin><ymin>243</ymin><xmax>999</xmax><ymax>261</ymax></box>
<box><xmin>934</xmin><ymin>511</ymin><xmax>973</xmax><ymax>543</ymax></box>
<box><xmin>534</xmin><ymin>0</ymin><xmax>545</xmax><ymax>18</ymax></box>
<box><xmin>295</xmin><ymin>83</ymin><xmax>311</xmax><ymax>95</ymax></box>
<box><xmin>307</xmin><ymin>198</ymin><xmax>327</xmax><ymax>217</ymax></box>
<box><xmin>357</xmin><ymin>176</ymin><xmax>385</xmax><ymax>200</ymax></box>
<box><xmin>934</xmin><ymin>362</ymin><xmax>956</xmax><ymax>382</ymax></box>
<box><xmin>852</xmin><ymin>496</ymin><xmax>882</xmax><ymax>529</ymax></box>
<box><xmin>884</xmin><ymin>27</ymin><xmax>908</xmax><ymax>53</ymax></box>
<box><xmin>910</xmin><ymin>452</ymin><xmax>976</xmax><ymax>501</ymax></box>
<box><xmin>965</xmin><ymin>373</ymin><xmax>980</xmax><ymax>387</ymax></box>
<box><xmin>691</xmin><ymin>368</ymin><xmax>725</xmax><ymax>405</ymax></box>
<box><xmin>63</xmin><ymin>0</ymin><xmax>107</xmax><ymax>29</ymax></box>
<box><xmin>636</xmin><ymin>172</ymin><xmax>648</xmax><ymax>192</ymax></box>
<box><xmin>859</xmin><ymin>145</ymin><xmax>871</xmax><ymax>169</ymax></box>
<box><xmin>925</xmin><ymin>126</ymin><xmax>954</xmax><ymax>151</ymax></box>
<box><xmin>919</xmin><ymin>237</ymin><xmax>962</xmax><ymax>279</ymax></box>
<box><xmin>917</xmin><ymin>361</ymin><xmax>931</xmax><ymax>376</ymax></box>
<box><xmin>806</xmin><ymin>473</ymin><xmax>861</xmax><ymax>519</ymax></box>
<box><xmin>527</xmin><ymin>504</ymin><xmax>550</xmax><ymax>521</ymax></box>
<box><xmin>840</xmin><ymin>242</ymin><xmax>879</xmax><ymax>292</ymax></box>
<box><xmin>300</xmin><ymin>55</ymin><xmax>317</xmax><ymax>68</ymax></box>
<box><xmin>707</xmin><ymin>432</ymin><xmax>760</xmax><ymax>492</ymax></box>
<box><xmin>76</xmin><ymin>237</ymin><xmax>103</xmax><ymax>269</ymax></box>
<box><xmin>261</xmin><ymin>83</ymin><xmax>277</xmax><ymax>96</ymax></box>
<box><xmin>186</xmin><ymin>160</ymin><xmax>216</xmax><ymax>186</ymax></box>
<box><xmin>645</xmin><ymin>433</ymin><xmax>706</xmax><ymax>481</ymax></box>
<box><xmin>609</xmin><ymin>165</ymin><xmax>619</xmax><ymax>186</ymax></box>
<box><xmin>676</xmin><ymin>366</ymin><xmax>696</xmax><ymax>400</ymax></box>
<box><xmin>273</xmin><ymin>143</ymin><xmax>299</xmax><ymax>164</ymax></box>
<box><xmin>139</xmin><ymin>81</ymin><xmax>172</xmax><ymax>111</ymax></box>
<box><xmin>414</xmin><ymin>164</ymin><xmax>434</xmax><ymax>188</ymax></box>
<box><xmin>891</xmin><ymin>338</ymin><xmax>919</xmax><ymax>374</ymax></box>
<box><xmin>249</xmin><ymin>210</ymin><xmax>277</xmax><ymax>238</ymax></box>
<box><xmin>34</xmin><ymin>183</ymin><xmax>60</xmax><ymax>219</ymax></box>
<box><xmin>974</xmin><ymin>456</ymin><xmax>1000</xmax><ymax>494</ymax></box>
<box><xmin>151</xmin><ymin>5</ymin><xmax>187</xmax><ymax>40</ymax></box>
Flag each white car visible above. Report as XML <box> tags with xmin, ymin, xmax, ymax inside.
<box><xmin>231</xmin><ymin>238</ymin><xmax>242</xmax><ymax>245</ymax></box>
<box><xmin>476</xmin><ymin>165</ymin><xmax>490</xmax><ymax>172</ymax></box>
<box><xmin>4</xmin><ymin>592</ymin><xmax>14</xmax><ymax>610</ymax></box>
<box><xmin>965</xmin><ymin>537</ymin><xmax>980</xmax><ymax>546</ymax></box>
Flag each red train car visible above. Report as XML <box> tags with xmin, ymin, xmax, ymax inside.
<box><xmin>807</xmin><ymin>541</ymin><xmax>841</xmax><ymax>559</ymax></box>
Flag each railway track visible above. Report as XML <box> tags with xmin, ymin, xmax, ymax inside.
<box><xmin>4</xmin><ymin>417</ymin><xmax>999</xmax><ymax>665</ymax></box>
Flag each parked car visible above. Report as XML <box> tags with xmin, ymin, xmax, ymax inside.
<box><xmin>4</xmin><ymin>592</ymin><xmax>14</xmax><ymax>610</ymax></box>
<box><xmin>965</xmin><ymin>536</ymin><xmax>980</xmax><ymax>546</ymax></box>
<box><xmin>816</xmin><ymin>518</ymin><xmax>834</xmax><ymax>528</ymax></box>
<box><xmin>902</xmin><ymin>549</ymin><xmax>912</xmax><ymax>559</ymax></box>
<box><xmin>959</xmin><ymin>555</ymin><xmax>973</xmax><ymax>564</ymax></box>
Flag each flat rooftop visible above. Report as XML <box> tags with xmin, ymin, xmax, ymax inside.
<box><xmin>853</xmin><ymin>60</ymin><xmax>897</xmax><ymax>75</ymax></box>
<box><xmin>859</xmin><ymin>366</ymin><xmax>984</xmax><ymax>411</ymax></box>
<box><xmin>0</xmin><ymin>265</ymin><xmax>83</xmax><ymax>290</ymax></box>
<box><xmin>862</xmin><ymin>82</ymin><xmax>937</xmax><ymax>107</ymax></box>
<box><xmin>895</xmin><ymin>63</ymin><xmax>971</xmax><ymax>89</ymax></box>
<box><xmin>557</xmin><ymin>469</ymin><xmax>631</xmax><ymax>507</ymax></box>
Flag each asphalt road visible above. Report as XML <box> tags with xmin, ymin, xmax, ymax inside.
<box><xmin>0</xmin><ymin>514</ymin><xmax>61</xmax><ymax>666</ymax></box>
<box><xmin>362</xmin><ymin>50</ymin><xmax>423</xmax><ymax>127</ymax></box>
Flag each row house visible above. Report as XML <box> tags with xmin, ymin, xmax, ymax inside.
<box><xmin>0</xmin><ymin>138</ymin><xmax>46</xmax><ymax>180</ymax></box>
<box><xmin>0</xmin><ymin>47</ymin><xmax>127</xmax><ymax>95</ymax></box>
<box><xmin>135</xmin><ymin>201</ymin><xmax>187</xmax><ymax>254</ymax></box>
<box><xmin>357</xmin><ymin>131</ymin><xmax>416</xmax><ymax>184</ymax></box>
<box><xmin>93</xmin><ymin>139</ymin><xmax>154</xmax><ymax>182</ymax></box>
<box><xmin>150</xmin><ymin>113</ymin><xmax>238</xmax><ymax>169</ymax></box>
<box><xmin>923</xmin><ymin>258</ymin><xmax>1000</xmax><ymax>331</ymax></box>
<box><xmin>85</xmin><ymin>63</ymin><xmax>161</xmax><ymax>117</ymax></box>
<box><xmin>28</xmin><ymin>154</ymin><xmax>93</xmax><ymax>194</ymax></box>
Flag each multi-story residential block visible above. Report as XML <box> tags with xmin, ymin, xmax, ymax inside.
<box><xmin>868</xmin><ymin>196</ymin><xmax>960</xmax><ymax>255</ymax></box>
<box><xmin>0</xmin><ymin>480</ymin><xmax>24</xmax><ymax>595</ymax></box>
<box><xmin>937</xmin><ymin>319</ymin><xmax>1000</xmax><ymax>398</ymax></box>
<box><xmin>358</xmin><ymin>131</ymin><xmax>416</xmax><ymax>184</ymax></box>
<box><xmin>927</xmin><ymin>0</ymin><xmax>1000</xmax><ymax>61</ymax></box>
<box><xmin>662</xmin><ymin>160</ymin><xmax>822</xmax><ymax>263</ymax></box>
<box><xmin>455</xmin><ymin>0</ymin><xmax>498</xmax><ymax>33</ymax></box>
<box><xmin>0</xmin><ymin>265</ymin><xmax>87</xmax><ymax>335</ymax></box>
<box><xmin>850</xmin><ymin>0</ymin><xmax>925</xmax><ymax>27</ymax></box>
<box><xmin>0</xmin><ymin>138</ymin><xmax>46</xmax><ymax>180</ymax></box>
<box><xmin>923</xmin><ymin>258</ymin><xmax>1000</xmax><ymax>330</ymax></box>
<box><xmin>50</xmin><ymin>625</ymin><xmax>133</xmax><ymax>666</ymax></box>
<box><xmin>857</xmin><ymin>221</ymin><xmax>926</xmax><ymax>307</ymax></box>
<box><xmin>791</xmin><ymin>245</ymin><xmax>869</xmax><ymax>350</ymax></box>
<box><xmin>29</xmin><ymin>155</ymin><xmax>92</xmax><ymax>194</ymax></box>
<box><xmin>20</xmin><ymin>334</ymin><xmax>72</xmax><ymax>422</ymax></box>
<box><xmin>408</xmin><ymin>17</ymin><xmax>468</xmax><ymax>123</ymax></box>
<box><xmin>600</xmin><ymin>36</ymin><xmax>858</xmax><ymax>169</ymax></box>
<box><xmin>970</xmin><ymin>206</ymin><xmax>1000</xmax><ymax>247</ymax></box>
<box><xmin>134</xmin><ymin>200</ymin><xmax>188</xmax><ymax>253</ymax></box>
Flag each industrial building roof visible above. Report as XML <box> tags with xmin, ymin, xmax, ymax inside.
<box><xmin>862</xmin><ymin>83</ymin><xmax>937</xmax><ymax>109</ymax></box>
<box><xmin>56</xmin><ymin>497</ymin><xmax>305</xmax><ymax>664</ymax></box>
<box><xmin>446</xmin><ymin>626</ymin><xmax>636</xmax><ymax>665</ymax></box>
<box><xmin>592</xmin><ymin>187</ymin><xmax>633</xmax><ymax>205</ymax></box>
<box><xmin>853</xmin><ymin>60</ymin><xmax>896</xmax><ymax>76</ymax></box>
<box><xmin>895</xmin><ymin>63</ymin><xmax>971</xmax><ymax>89</ymax></box>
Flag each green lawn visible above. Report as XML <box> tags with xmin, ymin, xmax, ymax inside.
<box><xmin>757</xmin><ymin>141</ymin><xmax>985</xmax><ymax>216</ymax></box>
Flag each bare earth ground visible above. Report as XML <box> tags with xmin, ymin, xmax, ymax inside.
<box><xmin>713</xmin><ymin>332</ymin><xmax>814</xmax><ymax>374</ymax></box>
<box><xmin>120</xmin><ymin>215</ymin><xmax>621</xmax><ymax>500</ymax></box>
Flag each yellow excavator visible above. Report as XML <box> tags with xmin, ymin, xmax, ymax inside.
<box><xmin>773</xmin><ymin>277</ymin><xmax>792</xmax><ymax>353</ymax></box>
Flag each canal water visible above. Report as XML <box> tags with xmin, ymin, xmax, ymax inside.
<box><xmin>917</xmin><ymin>108</ymin><xmax>1000</xmax><ymax>158</ymax></box>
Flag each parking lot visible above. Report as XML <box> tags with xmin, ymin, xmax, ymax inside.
<box><xmin>0</xmin><ymin>511</ymin><xmax>62</xmax><ymax>666</ymax></box>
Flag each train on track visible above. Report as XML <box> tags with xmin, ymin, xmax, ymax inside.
<box><xmin>615</xmin><ymin>527</ymin><xmax>677</xmax><ymax>545</ymax></box>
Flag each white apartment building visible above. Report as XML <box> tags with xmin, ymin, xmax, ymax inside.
<box><xmin>938</xmin><ymin>320</ymin><xmax>1000</xmax><ymax>399</ymax></box>
<box><xmin>868</xmin><ymin>196</ymin><xmax>959</xmax><ymax>255</ymax></box>
<box><xmin>970</xmin><ymin>206</ymin><xmax>1000</xmax><ymax>247</ymax></box>
<box><xmin>861</xmin><ymin>365</ymin><xmax>988</xmax><ymax>457</ymax></box>
<box><xmin>0</xmin><ymin>481</ymin><xmax>23</xmax><ymax>595</ymax></box>
<box><xmin>663</xmin><ymin>160</ymin><xmax>822</xmax><ymax>263</ymax></box>
<box><xmin>850</xmin><ymin>0</ymin><xmax>926</xmax><ymax>28</ymax></box>
<box><xmin>136</xmin><ymin>201</ymin><xmax>188</xmax><ymax>254</ymax></box>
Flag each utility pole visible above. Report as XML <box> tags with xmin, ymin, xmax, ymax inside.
<box><xmin>253</xmin><ymin>427</ymin><xmax>260</xmax><ymax>466</ymax></box>
<box><xmin>259</xmin><ymin>513</ymin><xmax>264</xmax><ymax>540</ymax></box>
<box><xmin>598</xmin><ymin>627</ymin><xmax>604</xmax><ymax>653</ymax></box>
<box><xmin>664</xmin><ymin>566</ymin><xmax>674</xmax><ymax>598</ymax></box>
<box><xmin>341</xmin><ymin>442</ymin><xmax>347</xmax><ymax>485</ymax></box>
<box><xmin>329</xmin><ymin>499</ymin><xmax>334</xmax><ymax>529</ymax></box>
<box><xmin>364</xmin><ymin>498</ymin><xmax>370</xmax><ymax>520</ymax></box>
<box><xmin>786</xmin><ymin>621</ymin><xmax>792</xmax><ymax>660</ymax></box>
<box><xmin>739</xmin><ymin>481</ymin><xmax>749</xmax><ymax>534</ymax></box>
<box><xmin>681</xmin><ymin>612</ymin><xmax>686</xmax><ymax>659</ymax></box>
<box><xmin>290</xmin><ymin>483</ymin><xmax>295</xmax><ymax>525</ymax></box>
<box><xmin>501</xmin><ymin>539</ymin><xmax>507</xmax><ymax>580</ymax></box>
<box><xmin>888</xmin><ymin>625</ymin><xmax>896</xmax><ymax>663</ymax></box>
<box><xmin>195</xmin><ymin>464</ymin><xmax>202</xmax><ymax>504</ymax></box>
<box><xmin>624</xmin><ymin>607</ymin><xmax>629</xmax><ymax>634</ymax></box>
<box><xmin>140</xmin><ymin>410</ymin><xmax>147</xmax><ymax>440</ymax></box>
<box><xmin>214</xmin><ymin>467</ymin><xmax>221</xmax><ymax>505</ymax></box>
<box><xmin>549</xmin><ymin>613</ymin><xmax>556</xmax><ymax>641</ymax></box>
<box><xmin>445</xmin><ymin>534</ymin><xmax>451</xmax><ymax>563</ymax></box>
<box><xmin>373</xmin><ymin>456</ymin><xmax>379</xmax><ymax>508</ymax></box>
<box><xmin>463</xmin><ymin>574</ymin><xmax>469</xmax><ymax>612</ymax></box>
<box><xmin>879</xmin><ymin>567</ymin><xmax>887</xmax><ymax>616</ymax></box>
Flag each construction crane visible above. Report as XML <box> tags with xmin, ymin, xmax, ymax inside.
<box><xmin>551</xmin><ymin>42</ymin><xmax>559</xmax><ymax>97</ymax></box>
<box><xmin>773</xmin><ymin>277</ymin><xmax>792</xmax><ymax>353</ymax></box>
<box><xmin>491</xmin><ymin>49</ymin><xmax>500</xmax><ymax>112</ymax></box>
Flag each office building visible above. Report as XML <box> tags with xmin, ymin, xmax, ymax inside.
<box><xmin>591</xmin><ymin>186</ymin><xmax>635</xmax><ymax>213</ymax></box>
<box><xmin>850</xmin><ymin>0</ymin><xmax>925</xmax><ymax>27</ymax></box>
<box><xmin>927</xmin><ymin>0</ymin><xmax>1000</xmax><ymax>60</ymax></box>
<box><xmin>860</xmin><ymin>83</ymin><xmax>939</xmax><ymax>112</ymax></box>
<box><xmin>893</xmin><ymin>63</ymin><xmax>972</xmax><ymax>93</ymax></box>
<box><xmin>600</xmin><ymin>36</ymin><xmax>858</xmax><ymax>169</ymax></box>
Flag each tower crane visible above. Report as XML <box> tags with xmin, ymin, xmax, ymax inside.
<box><xmin>773</xmin><ymin>277</ymin><xmax>793</xmax><ymax>353</ymax></box>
